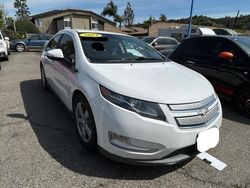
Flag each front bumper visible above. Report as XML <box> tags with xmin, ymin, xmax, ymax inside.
<box><xmin>91</xmin><ymin>94</ymin><xmax>222</xmax><ymax>165</ymax></box>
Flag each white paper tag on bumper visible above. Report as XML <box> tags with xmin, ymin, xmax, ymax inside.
<box><xmin>197</xmin><ymin>152</ymin><xmax>227</xmax><ymax>171</ymax></box>
<box><xmin>197</xmin><ymin>127</ymin><xmax>219</xmax><ymax>153</ymax></box>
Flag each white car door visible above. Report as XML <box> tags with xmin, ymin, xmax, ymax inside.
<box><xmin>51</xmin><ymin>33</ymin><xmax>77</xmax><ymax>108</ymax></box>
<box><xmin>43</xmin><ymin>34</ymin><xmax>62</xmax><ymax>91</ymax></box>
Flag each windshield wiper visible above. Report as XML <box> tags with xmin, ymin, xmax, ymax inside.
<box><xmin>101</xmin><ymin>57</ymin><xmax>165</xmax><ymax>63</ymax></box>
<box><xmin>132</xmin><ymin>57</ymin><xmax>164</xmax><ymax>61</ymax></box>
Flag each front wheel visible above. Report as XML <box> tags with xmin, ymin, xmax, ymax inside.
<box><xmin>235</xmin><ymin>88</ymin><xmax>250</xmax><ymax>117</ymax></box>
<box><xmin>73</xmin><ymin>95</ymin><xmax>97</xmax><ymax>150</ymax></box>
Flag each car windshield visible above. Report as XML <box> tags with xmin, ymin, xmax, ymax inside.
<box><xmin>232</xmin><ymin>37</ymin><xmax>250</xmax><ymax>55</ymax></box>
<box><xmin>80</xmin><ymin>33</ymin><xmax>167</xmax><ymax>63</ymax></box>
<box><xmin>142</xmin><ymin>37</ymin><xmax>157</xmax><ymax>44</ymax></box>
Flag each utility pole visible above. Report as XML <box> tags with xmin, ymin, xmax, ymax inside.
<box><xmin>187</xmin><ymin>0</ymin><xmax>194</xmax><ymax>38</ymax></box>
<box><xmin>13</xmin><ymin>19</ymin><xmax>16</xmax><ymax>33</ymax></box>
<box><xmin>232</xmin><ymin>10</ymin><xmax>240</xmax><ymax>29</ymax></box>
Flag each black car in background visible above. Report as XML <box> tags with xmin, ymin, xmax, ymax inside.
<box><xmin>169</xmin><ymin>36</ymin><xmax>250</xmax><ymax>117</ymax></box>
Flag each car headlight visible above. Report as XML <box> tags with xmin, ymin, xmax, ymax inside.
<box><xmin>100</xmin><ymin>86</ymin><xmax>166</xmax><ymax>122</ymax></box>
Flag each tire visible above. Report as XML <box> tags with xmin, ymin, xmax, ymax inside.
<box><xmin>73</xmin><ymin>95</ymin><xmax>97</xmax><ymax>150</ymax></box>
<box><xmin>15</xmin><ymin>44</ymin><xmax>25</xmax><ymax>52</ymax></box>
<box><xmin>4</xmin><ymin>55</ymin><xmax>9</xmax><ymax>61</ymax></box>
<box><xmin>234</xmin><ymin>87</ymin><xmax>250</xmax><ymax>117</ymax></box>
<box><xmin>8</xmin><ymin>50</ymin><xmax>11</xmax><ymax>55</ymax></box>
<box><xmin>40</xmin><ymin>65</ymin><xmax>48</xmax><ymax>90</ymax></box>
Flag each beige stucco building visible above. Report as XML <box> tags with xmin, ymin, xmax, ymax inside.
<box><xmin>29</xmin><ymin>9</ymin><xmax>116</xmax><ymax>34</ymax></box>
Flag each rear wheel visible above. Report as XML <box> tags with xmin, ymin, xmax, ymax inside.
<box><xmin>15</xmin><ymin>44</ymin><xmax>25</xmax><ymax>52</ymax></box>
<box><xmin>235</xmin><ymin>88</ymin><xmax>250</xmax><ymax>117</ymax></box>
<box><xmin>8</xmin><ymin>50</ymin><xmax>11</xmax><ymax>55</ymax></box>
<box><xmin>73</xmin><ymin>95</ymin><xmax>97</xmax><ymax>150</ymax></box>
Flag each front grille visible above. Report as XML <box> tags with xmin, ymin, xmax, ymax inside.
<box><xmin>169</xmin><ymin>95</ymin><xmax>220</xmax><ymax>128</ymax></box>
<box><xmin>169</xmin><ymin>95</ymin><xmax>216</xmax><ymax>111</ymax></box>
<box><xmin>176</xmin><ymin>105</ymin><xmax>219</xmax><ymax>128</ymax></box>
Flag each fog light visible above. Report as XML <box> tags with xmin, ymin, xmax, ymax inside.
<box><xmin>108</xmin><ymin>132</ymin><xmax>163</xmax><ymax>153</ymax></box>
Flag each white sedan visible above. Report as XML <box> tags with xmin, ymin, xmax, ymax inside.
<box><xmin>40</xmin><ymin>29</ymin><xmax>222</xmax><ymax>165</ymax></box>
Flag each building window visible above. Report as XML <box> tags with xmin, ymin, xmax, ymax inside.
<box><xmin>64</xmin><ymin>16</ymin><xmax>71</xmax><ymax>29</ymax></box>
<box><xmin>91</xmin><ymin>19</ymin><xmax>99</xmax><ymax>30</ymax></box>
<box><xmin>35</xmin><ymin>19</ymin><xmax>44</xmax><ymax>27</ymax></box>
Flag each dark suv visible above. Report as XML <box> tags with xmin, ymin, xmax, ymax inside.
<box><xmin>169</xmin><ymin>36</ymin><xmax>250</xmax><ymax>117</ymax></box>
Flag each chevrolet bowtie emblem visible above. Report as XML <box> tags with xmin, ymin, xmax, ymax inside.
<box><xmin>199</xmin><ymin>107</ymin><xmax>209</xmax><ymax>116</ymax></box>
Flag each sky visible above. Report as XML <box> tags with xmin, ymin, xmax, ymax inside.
<box><xmin>1</xmin><ymin>0</ymin><xmax>250</xmax><ymax>23</ymax></box>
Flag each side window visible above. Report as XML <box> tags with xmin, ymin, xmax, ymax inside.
<box><xmin>46</xmin><ymin>35</ymin><xmax>62</xmax><ymax>51</ymax></box>
<box><xmin>59</xmin><ymin>34</ymin><xmax>75</xmax><ymax>65</ymax></box>
<box><xmin>156</xmin><ymin>38</ymin><xmax>166</xmax><ymax>45</ymax></box>
<box><xmin>29</xmin><ymin>35</ymin><xmax>40</xmax><ymax>40</ymax></box>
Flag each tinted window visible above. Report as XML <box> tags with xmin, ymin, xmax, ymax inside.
<box><xmin>41</xmin><ymin>35</ymin><xmax>51</xmax><ymax>40</ymax></box>
<box><xmin>231</xmin><ymin>37</ymin><xmax>250</xmax><ymax>55</ymax></box>
<box><xmin>213</xmin><ymin>29</ymin><xmax>229</xmax><ymax>35</ymax></box>
<box><xmin>46</xmin><ymin>35</ymin><xmax>62</xmax><ymax>51</ymax></box>
<box><xmin>29</xmin><ymin>35</ymin><xmax>40</xmax><ymax>40</ymax></box>
<box><xmin>142</xmin><ymin>37</ymin><xmax>157</xmax><ymax>44</ymax></box>
<box><xmin>80</xmin><ymin>33</ymin><xmax>166</xmax><ymax>63</ymax></box>
<box><xmin>157</xmin><ymin>38</ymin><xmax>178</xmax><ymax>45</ymax></box>
<box><xmin>59</xmin><ymin>34</ymin><xmax>75</xmax><ymax>64</ymax></box>
<box><xmin>171</xmin><ymin>38</ymin><xmax>223</xmax><ymax>61</ymax></box>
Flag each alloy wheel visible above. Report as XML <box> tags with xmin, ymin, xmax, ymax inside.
<box><xmin>16</xmin><ymin>44</ymin><xmax>25</xmax><ymax>52</ymax></box>
<box><xmin>75</xmin><ymin>102</ymin><xmax>92</xmax><ymax>143</ymax></box>
<box><xmin>238</xmin><ymin>91</ymin><xmax>250</xmax><ymax>117</ymax></box>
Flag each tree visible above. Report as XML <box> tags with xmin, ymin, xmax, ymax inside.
<box><xmin>8</xmin><ymin>19</ymin><xmax>40</xmax><ymax>33</ymax></box>
<box><xmin>114</xmin><ymin>15</ymin><xmax>124</xmax><ymax>28</ymax></box>
<box><xmin>14</xmin><ymin>0</ymin><xmax>30</xmax><ymax>20</ymax></box>
<box><xmin>159</xmin><ymin>14</ymin><xmax>167</xmax><ymax>22</ymax></box>
<box><xmin>0</xmin><ymin>3</ymin><xmax>8</xmax><ymax>28</ymax></box>
<box><xmin>0</xmin><ymin>10</ymin><xmax>4</xmax><ymax>29</ymax></box>
<box><xmin>101</xmin><ymin>1</ymin><xmax>117</xmax><ymax>21</ymax></box>
<box><xmin>123</xmin><ymin>2</ymin><xmax>134</xmax><ymax>27</ymax></box>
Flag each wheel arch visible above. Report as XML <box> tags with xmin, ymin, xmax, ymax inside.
<box><xmin>233</xmin><ymin>82</ymin><xmax>250</xmax><ymax>100</ymax></box>
<box><xmin>72</xmin><ymin>89</ymin><xmax>88</xmax><ymax>110</ymax></box>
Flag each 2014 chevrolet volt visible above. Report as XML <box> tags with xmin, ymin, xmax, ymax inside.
<box><xmin>40</xmin><ymin>29</ymin><xmax>222</xmax><ymax>165</ymax></box>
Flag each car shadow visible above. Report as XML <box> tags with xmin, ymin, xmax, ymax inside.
<box><xmin>220</xmin><ymin>99</ymin><xmax>250</xmax><ymax>125</ymax></box>
<box><xmin>17</xmin><ymin>79</ymin><xmax>190</xmax><ymax>180</ymax></box>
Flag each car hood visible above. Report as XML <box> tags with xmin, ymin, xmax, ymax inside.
<box><xmin>87</xmin><ymin>61</ymin><xmax>215</xmax><ymax>104</ymax></box>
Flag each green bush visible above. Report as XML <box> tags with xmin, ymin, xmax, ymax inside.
<box><xmin>7</xmin><ymin>19</ymin><xmax>40</xmax><ymax>34</ymax></box>
<box><xmin>2</xmin><ymin>29</ymin><xmax>26</xmax><ymax>40</ymax></box>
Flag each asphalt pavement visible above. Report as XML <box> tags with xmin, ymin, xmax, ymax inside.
<box><xmin>0</xmin><ymin>52</ymin><xmax>249</xmax><ymax>188</ymax></box>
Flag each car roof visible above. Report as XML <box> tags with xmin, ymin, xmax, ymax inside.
<box><xmin>61</xmin><ymin>29</ymin><xmax>130</xmax><ymax>37</ymax></box>
<box><xmin>184</xmin><ymin>35</ymin><xmax>250</xmax><ymax>42</ymax></box>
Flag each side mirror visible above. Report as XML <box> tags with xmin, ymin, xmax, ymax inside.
<box><xmin>46</xmin><ymin>49</ymin><xmax>64</xmax><ymax>61</ymax></box>
<box><xmin>4</xmin><ymin>37</ymin><xmax>9</xmax><ymax>41</ymax></box>
<box><xmin>219</xmin><ymin>51</ymin><xmax>234</xmax><ymax>60</ymax></box>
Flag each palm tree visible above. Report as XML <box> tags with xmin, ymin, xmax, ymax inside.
<box><xmin>101</xmin><ymin>1</ymin><xmax>117</xmax><ymax>22</ymax></box>
<box><xmin>159</xmin><ymin>14</ymin><xmax>167</xmax><ymax>22</ymax></box>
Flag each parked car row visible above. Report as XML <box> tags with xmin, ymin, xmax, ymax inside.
<box><xmin>40</xmin><ymin>29</ymin><xmax>222</xmax><ymax>165</ymax></box>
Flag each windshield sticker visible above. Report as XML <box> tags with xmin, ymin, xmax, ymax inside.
<box><xmin>80</xmin><ymin>33</ymin><xmax>103</xmax><ymax>37</ymax></box>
